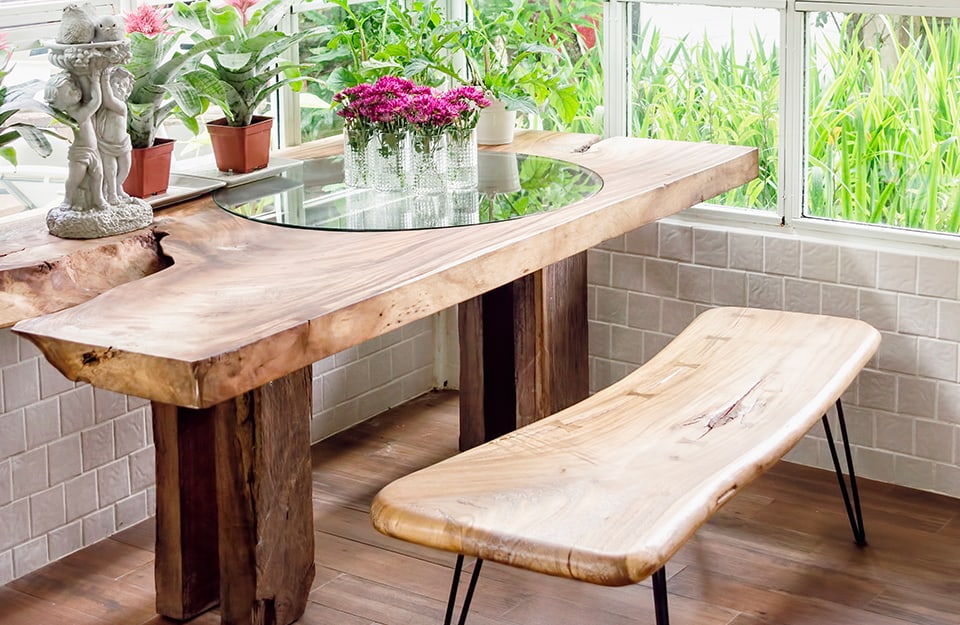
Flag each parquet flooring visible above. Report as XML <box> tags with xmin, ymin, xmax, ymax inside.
<box><xmin>2</xmin><ymin>390</ymin><xmax>958</xmax><ymax>624</ymax></box>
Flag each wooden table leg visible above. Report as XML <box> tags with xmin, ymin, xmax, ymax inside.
<box><xmin>459</xmin><ymin>253</ymin><xmax>589</xmax><ymax>449</ymax></box>
<box><xmin>152</xmin><ymin>402</ymin><xmax>220</xmax><ymax>619</ymax></box>
<box><xmin>213</xmin><ymin>365</ymin><xmax>315</xmax><ymax>625</ymax></box>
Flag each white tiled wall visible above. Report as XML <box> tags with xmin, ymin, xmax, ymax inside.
<box><xmin>0</xmin><ymin>316</ymin><xmax>436</xmax><ymax>584</ymax></box>
<box><xmin>589</xmin><ymin>220</ymin><xmax>960</xmax><ymax>499</ymax></box>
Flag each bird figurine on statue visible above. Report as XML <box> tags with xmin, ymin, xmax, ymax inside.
<box><xmin>56</xmin><ymin>3</ymin><xmax>97</xmax><ymax>45</ymax></box>
<box><xmin>92</xmin><ymin>15</ymin><xmax>124</xmax><ymax>43</ymax></box>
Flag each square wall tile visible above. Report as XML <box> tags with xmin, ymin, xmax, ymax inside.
<box><xmin>0</xmin><ymin>549</ymin><xmax>12</xmax><ymax>585</ymax></box>
<box><xmin>898</xmin><ymin>295</ymin><xmax>938</xmax><ymax>338</ymax></box>
<box><xmin>30</xmin><ymin>485</ymin><xmax>65</xmax><ymax>536</ymax></box>
<box><xmin>854</xmin><ymin>447</ymin><xmax>896</xmax><ymax>485</ymax></box>
<box><xmin>821</xmin><ymin>284</ymin><xmax>858</xmax><ymax>319</ymax></box>
<box><xmin>877</xmin><ymin>332</ymin><xmax>918</xmax><ymax>375</ymax></box>
<box><xmin>839</xmin><ymin>247</ymin><xmax>877</xmax><ymax>288</ymax></box>
<box><xmin>894</xmin><ymin>455</ymin><xmax>936</xmax><ymax>492</ymax></box>
<box><xmin>80</xmin><ymin>422</ymin><xmax>115</xmax><ymax>471</ymax></box>
<box><xmin>712</xmin><ymin>269</ymin><xmax>747</xmax><ymax>307</ymax></box>
<box><xmin>764</xmin><ymin>237</ymin><xmax>800</xmax><ymax>277</ymax></box>
<box><xmin>624</xmin><ymin>223</ymin><xmax>657</xmax><ymax>255</ymax></box>
<box><xmin>661</xmin><ymin>300</ymin><xmax>696</xmax><ymax>336</ymax></box>
<box><xmin>859</xmin><ymin>290</ymin><xmax>898</xmax><ymax>331</ymax></box>
<box><xmin>2</xmin><ymin>360</ymin><xmax>40</xmax><ymax>412</ymax></box>
<box><xmin>611</xmin><ymin>253</ymin><xmax>645</xmax><ymax>292</ymax></box>
<box><xmin>938</xmin><ymin>382</ymin><xmax>960</xmax><ymax>425</ymax></box>
<box><xmin>64</xmin><ymin>473</ymin><xmax>97</xmax><ymax>522</ymax></box>
<box><xmin>915</xmin><ymin>420</ymin><xmax>954</xmax><ymax>463</ymax></box>
<box><xmin>25</xmin><ymin>398</ymin><xmax>60</xmax><ymax>448</ymax></box>
<box><xmin>48</xmin><ymin>521</ymin><xmax>82</xmax><ymax>560</ymax></box>
<box><xmin>627</xmin><ymin>293</ymin><xmax>661</xmax><ymax>331</ymax></box>
<box><xmin>878</xmin><ymin>252</ymin><xmax>917</xmax><ymax>294</ymax></box>
<box><xmin>48</xmin><ymin>434</ymin><xmax>82</xmax><ymax>486</ymax></box>
<box><xmin>659</xmin><ymin>223</ymin><xmax>693</xmax><ymax>262</ymax></box>
<box><xmin>12</xmin><ymin>448</ymin><xmax>48</xmax><ymax>500</ymax></box>
<box><xmin>940</xmin><ymin>301</ymin><xmax>960</xmax><ymax>342</ymax></box>
<box><xmin>800</xmin><ymin>241</ymin><xmax>839</xmax><ymax>282</ymax></box>
<box><xmin>595</xmin><ymin>287</ymin><xmax>628</xmax><ymax>325</ymax></box>
<box><xmin>729</xmin><ymin>232</ymin><xmax>764</xmax><ymax>272</ymax></box>
<box><xmin>0</xmin><ymin>330</ymin><xmax>18</xmax><ymax>367</ymax></box>
<box><xmin>935</xmin><ymin>463</ymin><xmax>960</xmax><ymax>498</ymax></box>
<box><xmin>93</xmin><ymin>388</ymin><xmax>127</xmax><ymax>424</ymax></box>
<box><xmin>588</xmin><ymin>321</ymin><xmax>611</xmax><ymax>360</ymax></box>
<box><xmin>917</xmin><ymin>256</ymin><xmax>959</xmax><ymax>299</ymax></box>
<box><xmin>859</xmin><ymin>370</ymin><xmax>897</xmax><ymax>412</ymax></box>
<box><xmin>919</xmin><ymin>339</ymin><xmax>958</xmax><ymax>382</ymax></box>
<box><xmin>59</xmin><ymin>386</ymin><xmax>94</xmax><ymax>436</ymax></box>
<box><xmin>587</xmin><ymin>249</ymin><xmax>611</xmax><ymax>287</ymax></box>
<box><xmin>678</xmin><ymin>264</ymin><xmax>712</xmax><ymax>304</ymax></box>
<box><xmin>0</xmin><ymin>499</ymin><xmax>30</xmax><ymax>551</ymax></box>
<box><xmin>644</xmin><ymin>258</ymin><xmax>679</xmax><ymax>298</ymax></box>
<box><xmin>0</xmin><ymin>461</ymin><xmax>9</xmax><ymax>506</ymax></box>
<box><xmin>693</xmin><ymin>227</ymin><xmax>728</xmax><ymax>267</ymax></box>
<box><xmin>784</xmin><ymin>279</ymin><xmax>821</xmax><ymax>314</ymax></box>
<box><xmin>82</xmin><ymin>508</ymin><xmax>115</xmax><ymax>545</ymax></box>
<box><xmin>0</xmin><ymin>410</ymin><xmax>26</xmax><ymax>461</ymax></box>
<box><xmin>97</xmin><ymin>459</ymin><xmax>130</xmax><ymax>507</ymax></box>
<box><xmin>747</xmin><ymin>274</ymin><xmax>783</xmax><ymax>310</ymax></box>
<box><xmin>876</xmin><ymin>412</ymin><xmax>914</xmax><ymax>454</ymax></box>
<box><xmin>897</xmin><ymin>377</ymin><xmax>937</xmax><ymax>419</ymax></box>
<box><xmin>38</xmin><ymin>360</ymin><xmax>73</xmax><ymax>399</ymax></box>
<box><xmin>610</xmin><ymin>326</ymin><xmax>644</xmax><ymax>365</ymax></box>
<box><xmin>13</xmin><ymin>536</ymin><xmax>47</xmax><ymax>578</ymax></box>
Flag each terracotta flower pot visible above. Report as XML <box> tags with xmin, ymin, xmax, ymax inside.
<box><xmin>207</xmin><ymin>116</ymin><xmax>273</xmax><ymax>174</ymax></box>
<box><xmin>123</xmin><ymin>137</ymin><xmax>176</xmax><ymax>198</ymax></box>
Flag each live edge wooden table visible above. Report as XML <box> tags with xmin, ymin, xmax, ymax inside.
<box><xmin>0</xmin><ymin>131</ymin><xmax>756</xmax><ymax>625</ymax></box>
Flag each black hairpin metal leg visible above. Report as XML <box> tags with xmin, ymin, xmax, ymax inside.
<box><xmin>444</xmin><ymin>554</ymin><xmax>484</xmax><ymax>625</ymax></box>
<box><xmin>652</xmin><ymin>566</ymin><xmax>670</xmax><ymax>625</ymax></box>
<box><xmin>822</xmin><ymin>399</ymin><xmax>867</xmax><ymax>546</ymax></box>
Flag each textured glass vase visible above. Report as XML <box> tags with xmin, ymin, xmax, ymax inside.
<box><xmin>369</xmin><ymin>129</ymin><xmax>410</xmax><ymax>192</ymax></box>
<box><xmin>410</xmin><ymin>131</ymin><xmax>447</xmax><ymax>195</ymax></box>
<box><xmin>445</xmin><ymin>128</ymin><xmax>478</xmax><ymax>190</ymax></box>
<box><xmin>342</xmin><ymin>125</ymin><xmax>370</xmax><ymax>188</ymax></box>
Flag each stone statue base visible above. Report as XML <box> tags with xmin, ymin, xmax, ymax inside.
<box><xmin>46</xmin><ymin>197</ymin><xmax>152</xmax><ymax>239</ymax></box>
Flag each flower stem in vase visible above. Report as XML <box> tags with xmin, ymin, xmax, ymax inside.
<box><xmin>411</xmin><ymin>131</ymin><xmax>447</xmax><ymax>195</ymax></box>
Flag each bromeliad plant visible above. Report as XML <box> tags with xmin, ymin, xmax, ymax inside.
<box><xmin>170</xmin><ymin>0</ymin><xmax>326</xmax><ymax>127</ymax></box>
<box><xmin>0</xmin><ymin>33</ymin><xmax>68</xmax><ymax>166</ymax></box>
<box><xmin>123</xmin><ymin>4</ymin><xmax>227</xmax><ymax>148</ymax></box>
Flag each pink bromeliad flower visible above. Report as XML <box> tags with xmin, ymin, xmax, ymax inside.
<box><xmin>222</xmin><ymin>0</ymin><xmax>260</xmax><ymax>26</ymax></box>
<box><xmin>124</xmin><ymin>4</ymin><xmax>170</xmax><ymax>36</ymax></box>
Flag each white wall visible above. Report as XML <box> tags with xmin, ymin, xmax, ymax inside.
<box><xmin>0</xmin><ymin>316</ymin><xmax>436</xmax><ymax>584</ymax></box>
<box><xmin>588</xmin><ymin>219</ymin><xmax>960</xmax><ymax>498</ymax></box>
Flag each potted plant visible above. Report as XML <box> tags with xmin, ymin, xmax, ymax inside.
<box><xmin>0</xmin><ymin>33</ymin><xmax>68</xmax><ymax>167</ymax></box>
<box><xmin>453</xmin><ymin>0</ymin><xmax>579</xmax><ymax>144</ymax></box>
<box><xmin>170</xmin><ymin>0</ymin><xmax>326</xmax><ymax>173</ymax></box>
<box><xmin>122</xmin><ymin>4</ymin><xmax>227</xmax><ymax>197</ymax></box>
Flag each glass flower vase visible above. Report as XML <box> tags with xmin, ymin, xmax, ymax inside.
<box><xmin>369</xmin><ymin>129</ymin><xmax>411</xmax><ymax>192</ymax></box>
<box><xmin>410</xmin><ymin>131</ymin><xmax>447</xmax><ymax>195</ymax></box>
<box><xmin>445</xmin><ymin>128</ymin><xmax>478</xmax><ymax>190</ymax></box>
<box><xmin>342</xmin><ymin>124</ymin><xmax>370</xmax><ymax>188</ymax></box>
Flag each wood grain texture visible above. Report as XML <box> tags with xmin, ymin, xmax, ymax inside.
<box><xmin>371</xmin><ymin>308</ymin><xmax>881</xmax><ymax>587</ymax></box>
<box><xmin>214</xmin><ymin>366</ymin><xmax>315</xmax><ymax>625</ymax></box>
<box><xmin>151</xmin><ymin>403</ymin><xmax>220</xmax><ymax>620</ymax></box>
<box><xmin>459</xmin><ymin>253</ymin><xmax>589</xmax><ymax>450</ymax></box>
<box><xmin>9</xmin><ymin>132</ymin><xmax>757</xmax><ymax>408</ymax></box>
<box><xmin>0</xmin><ymin>220</ymin><xmax>169</xmax><ymax>328</ymax></box>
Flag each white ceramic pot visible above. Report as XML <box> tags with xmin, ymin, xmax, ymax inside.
<box><xmin>475</xmin><ymin>99</ymin><xmax>517</xmax><ymax>146</ymax></box>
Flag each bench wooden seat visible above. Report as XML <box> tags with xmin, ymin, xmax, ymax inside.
<box><xmin>370</xmin><ymin>307</ymin><xmax>881</xmax><ymax>624</ymax></box>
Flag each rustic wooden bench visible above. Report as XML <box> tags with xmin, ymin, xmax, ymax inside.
<box><xmin>370</xmin><ymin>307</ymin><xmax>881</xmax><ymax>624</ymax></box>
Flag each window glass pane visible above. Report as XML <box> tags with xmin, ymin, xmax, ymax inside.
<box><xmin>470</xmin><ymin>0</ymin><xmax>604</xmax><ymax>135</ymax></box>
<box><xmin>629</xmin><ymin>3</ymin><xmax>780</xmax><ymax>211</ymax></box>
<box><xmin>806</xmin><ymin>13</ymin><xmax>960</xmax><ymax>233</ymax></box>
<box><xmin>298</xmin><ymin>1</ymin><xmax>380</xmax><ymax>144</ymax></box>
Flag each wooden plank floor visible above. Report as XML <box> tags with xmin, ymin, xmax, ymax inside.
<box><xmin>2</xmin><ymin>390</ymin><xmax>958</xmax><ymax>625</ymax></box>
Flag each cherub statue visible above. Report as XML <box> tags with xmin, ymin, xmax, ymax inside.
<box><xmin>96</xmin><ymin>66</ymin><xmax>133</xmax><ymax>204</ymax></box>
<box><xmin>44</xmin><ymin>69</ymin><xmax>107</xmax><ymax>210</ymax></box>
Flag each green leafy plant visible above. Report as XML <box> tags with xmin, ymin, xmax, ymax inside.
<box><xmin>170</xmin><ymin>0</ymin><xmax>326</xmax><ymax>127</ymax></box>
<box><xmin>0</xmin><ymin>34</ymin><xmax>68</xmax><ymax>166</ymax></box>
<box><xmin>459</xmin><ymin>0</ymin><xmax>579</xmax><ymax>121</ymax></box>
<box><xmin>124</xmin><ymin>4</ymin><xmax>227</xmax><ymax>148</ymax></box>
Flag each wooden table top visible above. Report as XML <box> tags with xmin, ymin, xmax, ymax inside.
<box><xmin>1</xmin><ymin>131</ymin><xmax>757</xmax><ymax>408</ymax></box>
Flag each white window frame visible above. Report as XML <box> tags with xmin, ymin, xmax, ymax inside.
<box><xmin>608</xmin><ymin>0</ymin><xmax>960</xmax><ymax>251</ymax></box>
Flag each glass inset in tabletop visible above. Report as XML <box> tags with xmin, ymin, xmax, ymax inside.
<box><xmin>213</xmin><ymin>152</ymin><xmax>603</xmax><ymax>231</ymax></box>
